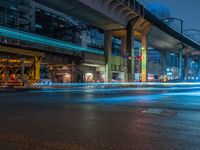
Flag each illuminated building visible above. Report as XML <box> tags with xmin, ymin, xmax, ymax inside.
<box><xmin>0</xmin><ymin>0</ymin><xmax>106</xmax><ymax>85</ymax></box>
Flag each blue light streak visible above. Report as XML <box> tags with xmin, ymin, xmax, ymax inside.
<box><xmin>30</xmin><ymin>86</ymin><xmax>200</xmax><ymax>93</ymax></box>
<box><xmin>33</xmin><ymin>82</ymin><xmax>200</xmax><ymax>87</ymax></box>
<box><xmin>79</xmin><ymin>95</ymin><xmax>163</xmax><ymax>103</ymax></box>
<box><xmin>0</xmin><ymin>26</ymin><xmax>104</xmax><ymax>55</ymax></box>
<box><xmin>30</xmin><ymin>82</ymin><xmax>200</xmax><ymax>104</ymax></box>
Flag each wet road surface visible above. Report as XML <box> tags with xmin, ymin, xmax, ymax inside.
<box><xmin>0</xmin><ymin>85</ymin><xmax>200</xmax><ymax>150</ymax></box>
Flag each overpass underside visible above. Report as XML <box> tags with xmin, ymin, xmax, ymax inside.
<box><xmin>33</xmin><ymin>0</ymin><xmax>200</xmax><ymax>82</ymax></box>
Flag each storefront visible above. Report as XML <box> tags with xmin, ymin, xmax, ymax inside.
<box><xmin>78</xmin><ymin>64</ymin><xmax>105</xmax><ymax>83</ymax></box>
<box><xmin>50</xmin><ymin>65</ymin><xmax>75</xmax><ymax>83</ymax></box>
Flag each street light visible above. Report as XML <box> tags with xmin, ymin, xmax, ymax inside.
<box><xmin>183</xmin><ymin>29</ymin><xmax>200</xmax><ymax>43</ymax></box>
<box><xmin>183</xmin><ymin>28</ymin><xmax>200</xmax><ymax>33</ymax></box>
<box><xmin>161</xmin><ymin>17</ymin><xmax>184</xmax><ymax>35</ymax></box>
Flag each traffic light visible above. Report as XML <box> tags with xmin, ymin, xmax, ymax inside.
<box><xmin>139</xmin><ymin>55</ymin><xmax>144</xmax><ymax>60</ymax></box>
<box><xmin>134</xmin><ymin>56</ymin><xmax>144</xmax><ymax>60</ymax></box>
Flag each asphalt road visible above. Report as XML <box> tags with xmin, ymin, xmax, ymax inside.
<box><xmin>1</xmin><ymin>85</ymin><xmax>200</xmax><ymax>150</ymax></box>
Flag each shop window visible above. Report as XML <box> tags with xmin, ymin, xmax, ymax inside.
<box><xmin>85</xmin><ymin>73</ymin><xmax>94</xmax><ymax>82</ymax></box>
<box><xmin>63</xmin><ymin>73</ymin><xmax>72</xmax><ymax>83</ymax></box>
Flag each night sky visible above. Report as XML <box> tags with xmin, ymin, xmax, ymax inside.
<box><xmin>147</xmin><ymin>0</ymin><xmax>200</xmax><ymax>30</ymax></box>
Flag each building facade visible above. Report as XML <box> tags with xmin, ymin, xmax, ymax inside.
<box><xmin>0</xmin><ymin>0</ymin><xmax>187</xmax><ymax>85</ymax></box>
<box><xmin>0</xmin><ymin>0</ymin><xmax>107</xmax><ymax>85</ymax></box>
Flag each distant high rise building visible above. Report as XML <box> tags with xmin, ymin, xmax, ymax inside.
<box><xmin>0</xmin><ymin>0</ymin><xmax>33</xmax><ymax>31</ymax></box>
<box><xmin>0</xmin><ymin>0</ymin><xmax>18</xmax><ymax>28</ymax></box>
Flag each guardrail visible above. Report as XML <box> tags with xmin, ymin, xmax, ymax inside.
<box><xmin>119</xmin><ymin>0</ymin><xmax>200</xmax><ymax>44</ymax></box>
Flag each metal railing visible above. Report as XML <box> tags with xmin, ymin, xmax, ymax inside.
<box><xmin>119</xmin><ymin>0</ymin><xmax>200</xmax><ymax>44</ymax></box>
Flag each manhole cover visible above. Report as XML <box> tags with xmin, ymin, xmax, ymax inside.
<box><xmin>142</xmin><ymin>108</ymin><xmax>177</xmax><ymax>117</ymax></box>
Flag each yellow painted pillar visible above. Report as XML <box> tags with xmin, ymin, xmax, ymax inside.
<box><xmin>141</xmin><ymin>24</ymin><xmax>151</xmax><ymax>82</ymax></box>
<box><xmin>5</xmin><ymin>65</ymin><xmax>9</xmax><ymax>84</ymax></box>
<box><xmin>20</xmin><ymin>59</ymin><xmax>25</xmax><ymax>85</ymax></box>
<box><xmin>104</xmin><ymin>31</ymin><xmax>112</xmax><ymax>82</ymax></box>
<box><xmin>35</xmin><ymin>57</ymin><xmax>41</xmax><ymax>81</ymax></box>
<box><xmin>141</xmin><ymin>32</ymin><xmax>148</xmax><ymax>82</ymax></box>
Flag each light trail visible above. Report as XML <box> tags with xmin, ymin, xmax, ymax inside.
<box><xmin>78</xmin><ymin>90</ymin><xmax>200</xmax><ymax>104</ymax></box>
<box><xmin>30</xmin><ymin>86</ymin><xmax>200</xmax><ymax>93</ymax></box>
<box><xmin>33</xmin><ymin>82</ymin><xmax>200</xmax><ymax>88</ymax></box>
<box><xmin>30</xmin><ymin>83</ymin><xmax>200</xmax><ymax>105</ymax></box>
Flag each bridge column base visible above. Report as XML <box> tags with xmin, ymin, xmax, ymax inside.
<box><xmin>20</xmin><ymin>59</ymin><xmax>25</xmax><ymax>85</ymax></box>
<box><xmin>197</xmin><ymin>57</ymin><xmax>200</xmax><ymax>79</ymax></box>
<box><xmin>178</xmin><ymin>49</ymin><xmax>183</xmax><ymax>81</ymax></box>
<box><xmin>121</xmin><ymin>37</ymin><xmax>128</xmax><ymax>82</ymax></box>
<box><xmin>126</xmin><ymin>22</ymin><xmax>135</xmax><ymax>82</ymax></box>
<box><xmin>161</xmin><ymin>50</ymin><xmax>167</xmax><ymax>81</ymax></box>
<box><xmin>184</xmin><ymin>56</ymin><xmax>188</xmax><ymax>80</ymax></box>
<box><xmin>104</xmin><ymin>31</ymin><xmax>112</xmax><ymax>82</ymax></box>
<box><xmin>34</xmin><ymin>57</ymin><xmax>41</xmax><ymax>81</ymax></box>
<box><xmin>141</xmin><ymin>33</ymin><xmax>147</xmax><ymax>82</ymax></box>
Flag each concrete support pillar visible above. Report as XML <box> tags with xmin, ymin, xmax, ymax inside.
<box><xmin>198</xmin><ymin>56</ymin><xmax>200</xmax><ymax>79</ymax></box>
<box><xmin>184</xmin><ymin>56</ymin><xmax>188</xmax><ymax>80</ymax></box>
<box><xmin>34</xmin><ymin>57</ymin><xmax>41</xmax><ymax>81</ymax></box>
<box><xmin>104</xmin><ymin>31</ymin><xmax>112</xmax><ymax>82</ymax></box>
<box><xmin>178</xmin><ymin>49</ymin><xmax>183</xmax><ymax>80</ymax></box>
<box><xmin>20</xmin><ymin>59</ymin><xmax>25</xmax><ymax>84</ymax></box>
<box><xmin>126</xmin><ymin>22</ymin><xmax>134</xmax><ymax>81</ymax></box>
<box><xmin>121</xmin><ymin>37</ymin><xmax>128</xmax><ymax>81</ymax></box>
<box><xmin>161</xmin><ymin>50</ymin><xmax>167</xmax><ymax>76</ymax></box>
<box><xmin>121</xmin><ymin>37</ymin><xmax>127</xmax><ymax>57</ymax></box>
<box><xmin>5</xmin><ymin>65</ymin><xmax>9</xmax><ymax>84</ymax></box>
<box><xmin>141</xmin><ymin>32</ymin><xmax>148</xmax><ymax>82</ymax></box>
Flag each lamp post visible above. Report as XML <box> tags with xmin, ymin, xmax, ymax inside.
<box><xmin>161</xmin><ymin>17</ymin><xmax>184</xmax><ymax>35</ymax></box>
<box><xmin>183</xmin><ymin>29</ymin><xmax>200</xmax><ymax>43</ymax></box>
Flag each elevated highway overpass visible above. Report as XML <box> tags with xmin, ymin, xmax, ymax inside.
<box><xmin>0</xmin><ymin>0</ymin><xmax>199</xmax><ymax>83</ymax></box>
<box><xmin>34</xmin><ymin>0</ymin><xmax>200</xmax><ymax>52</ymax></box>
<box><xmin>34</xmin><ymin>0</ymin><xmax>200</xmax><ymax>82</ymax></box>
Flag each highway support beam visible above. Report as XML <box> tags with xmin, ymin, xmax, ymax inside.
<box><xmin>126</xmin><ymin>17</ymin><xmax>141</xmax><ymax>81</ymax></box>
<box><xmin>20</xmin><ymin>59</ymin><xmax>25</xmax><ymax>85</ymax></box>
<box><xmin>34</xmin><ymin>57</ymin><xmax>41</xmax><ymax>81</ymax></box>
<box><xmin>141</xmin><ymin>26</ymin><xmax>151</xmax><ymax>82</ymax></box>
<box><xmin>126</xmin><ymin>20</ymin><xmax>135</xmax><ymax>82</ymax></box>
<box><xmin>183</xmin><ymin>56</ymin><xmax>188</xmax><ymax>81</ymax></box>
<box><xmin>161</xmin><ymin>50</ymin><xmax>167</xmax><ymax>79</ymax></box>
<box><xmin>104</xmin><ymin>31</ymin><xmax>112</xmax><ymax>82</ymax></box>
<box><xmin>178</xmin><ymin>48</ymin><xmax>183</xmax><ymax>81</ymax></box>
<box><xmin>198</xmin><ymin>56</ymin><xmax>200</xmax><ymax>79</ymax></box>
<box><xmin>5</xmin><ymin>65</ymin><xmax>9</xmax><ymax>85</ymax></box>
<box><xmin>121</xmin><ymin>37</ymin><xmax>128</xmax><ymax>81</ymax></box>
